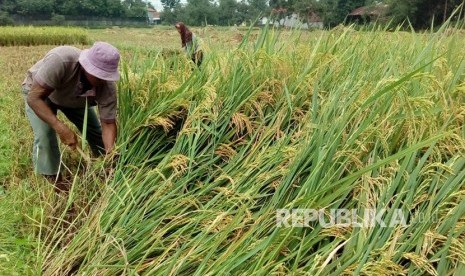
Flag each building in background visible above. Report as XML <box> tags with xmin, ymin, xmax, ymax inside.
<box><xmin>347</xmin><ymin>3</ymin><xmax>389</xmax><ymax>24</ymax></box>
<box><xmin>147</xmin><ymin>8</ymin><xmax>161</xmax><ymax>24</ymax></box>
<box><xmin>260</xmin><ymin>10</ymin><xmax>323</xmax><ymax>30</ymax></box>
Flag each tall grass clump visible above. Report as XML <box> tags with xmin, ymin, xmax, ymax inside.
<box><xmin>0</xmin><ymin>184</ymin><xmax>37</xmax><ymax>275</ymax></box>
<box><xmin>0</xmin><ymin>26</ymin><xmax>88</xmax><ymax>46</ymax></box>
<box><xmin>38</xmin><ymin>24</ymin><xmax>465</xmax><ymax>275</ymax></box>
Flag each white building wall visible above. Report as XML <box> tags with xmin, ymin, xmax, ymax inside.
<box><xmin>261</xmin><ymin>14</ymin><xmax>323</xmax><ymax>29</ymax></box>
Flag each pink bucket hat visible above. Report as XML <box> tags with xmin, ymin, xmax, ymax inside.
<box><xmin>79</xmin><ymin>41</ymin><xmax>120</xmax><ymax>81</ymax></box>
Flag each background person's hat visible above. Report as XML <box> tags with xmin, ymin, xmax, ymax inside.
<box><xmin>79</xmin><ymin>42</ymin><xmax>120</xmax><ymax>81</ymax></box>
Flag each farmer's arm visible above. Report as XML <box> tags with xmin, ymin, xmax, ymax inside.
<box><xmin>101</xmin><ymin>121</ymin><xmax>117</xmax><ymax>153</ymax></box>
<box><xmin>27</xmin><ymin>80</ymin><xmax>77</xmax><ymax>148</ymax></box>
<box><xmin>98</xmin><ymin>82</ymin><xmax>118</xmax><ymax>153</ymax></box>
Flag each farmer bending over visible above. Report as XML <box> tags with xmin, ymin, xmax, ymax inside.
<box><xmin>175</xmin><ymin>22</ymin><xmax>203</xmax><ymax>67</ymax></box>
<box><xmin>21</xmin><ymin>42</ymin><xmax>120</xmax><ymax>192</ymax></box>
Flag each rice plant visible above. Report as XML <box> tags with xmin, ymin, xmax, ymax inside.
<box><xmin>0</xmin><ymin>26</ymin><xmax>88</xmax><ymax>46</ymax></box>
<box><xmin>3</xmin><ymin>25</ymin><xmax>465</xmax><ymax>275</ymax></box>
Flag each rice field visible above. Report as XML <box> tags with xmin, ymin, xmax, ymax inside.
<box><xmin>0</xmin><ymin>26</ymin><xmax>88</xmax><ymax>46</ymax></box>
<box><xmin>0</xmin><ymin>25</ymin><xmax>464</xmax><ymax>275</ymax></box>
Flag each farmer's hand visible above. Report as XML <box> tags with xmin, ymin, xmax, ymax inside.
<box><xmin>55</xmin><ymin>122</ymin><xmax>78</xmax><ymax>149</ymax></box>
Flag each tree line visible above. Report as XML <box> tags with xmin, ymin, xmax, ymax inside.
<box><xmin>162</xmin><ymin>0</ymin><xmax>465</xmax><ymax>29</ymax></box>
<box><xmin>1</xmin><ymin>0</ymin><xmax>465</xmax><ymax>29</ymax></box>
<box><xmin>0</xmin><ymin>0</ymin><xmax>151</xmax><ymax>24</ymax></box>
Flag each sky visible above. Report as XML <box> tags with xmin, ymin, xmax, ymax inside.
<box><xmin>149</xmin><ymin>0</ymin><xmax>164</xmax><ymax>11</ymax></box>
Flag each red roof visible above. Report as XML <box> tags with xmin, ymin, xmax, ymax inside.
<box><xmin>271</xmin><ymin>8</ymin><xmax>288</xmax><ymax>14</ymax></box>
<box><xmin>307</xmin><ymin>11</ymin><xmax>322</xmax><ymax>22</ymax></box>
<box><xmin>349</xmin><ymin>4</ymin><xmax>389</xmax><ymax>16</ymax></box>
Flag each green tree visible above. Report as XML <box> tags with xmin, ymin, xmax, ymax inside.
<box><xmin>248</xmin><ymin>0</ymin><xmax>269</xmax><ymax>22</ymax></box>
<box><xmin>57</xmin><ymin>0</ymin><xmax>78</xmax><ymax>16</ymax></box>
<box><xmin>292</xmin><ymin>0</ymin><xmax>323</xmax><ymax>23</ymax></box>
<box><xmin>106</xmin><ymin>0</ymin><xmax>125</xmax><ymax>17</ymax></box>
<box><xmin>16</xmin><ymin>0</ymin><xmax>54</xmax><ymax>16</ymax></box>
<box><xmin>161</xmin><ymin>0</ymin><xmax>180</xmax><ymax>11</ymax></box>
<box><xmin>57</xmin><ymin>0</ymin><xmax>126</xmax><ymax>17</ymax></box>
<box><xmin>185</xmin><ymin>0</ymin><xmax>218</xmax><ymax>25</ymax></box>
<box><xmin>387</xmin><ymin>0</ymin><xmax>464</xmax><ymax>29</ymax></box>
<box><xmin>235</xmin><ymin>0</ymin><xmax>250</xmax><ymax>24</ymax></box>
<box><xmin>0</xmin><ymin>0</ymin><xmax>18</xmax><ymax>13</ymax></box>
<box><xmin>0</xmin><ymin>11</ymin><xmax>14</xmax><ymax>25</ymax></box>
<box><xmin>268</xmin><ymin>0</ymin><xmax>286</xmax><ymax>10</ymax></box>
<box><xmin>218</xmin><ymin>0</ymin><xmax>240</xmax><ymax>25</ymax></box>
<box><xmin>161</xmin><ymin>2</ymin><xmax>189</xmax><ymax>25</ymax></box>
<box><xmin>58</xmin><ymin>0</ymin><xmax>106</xmax><ymax>16</ymax></box>
<box><xmin>123</xmin><ymin>0</ymin><xmax>148</xmax><ymax>18</ymax></box>
<box><xmin>321</xmin><ymin>0</ymin><xmax>366</xmax><ymax>27</ymax></box>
